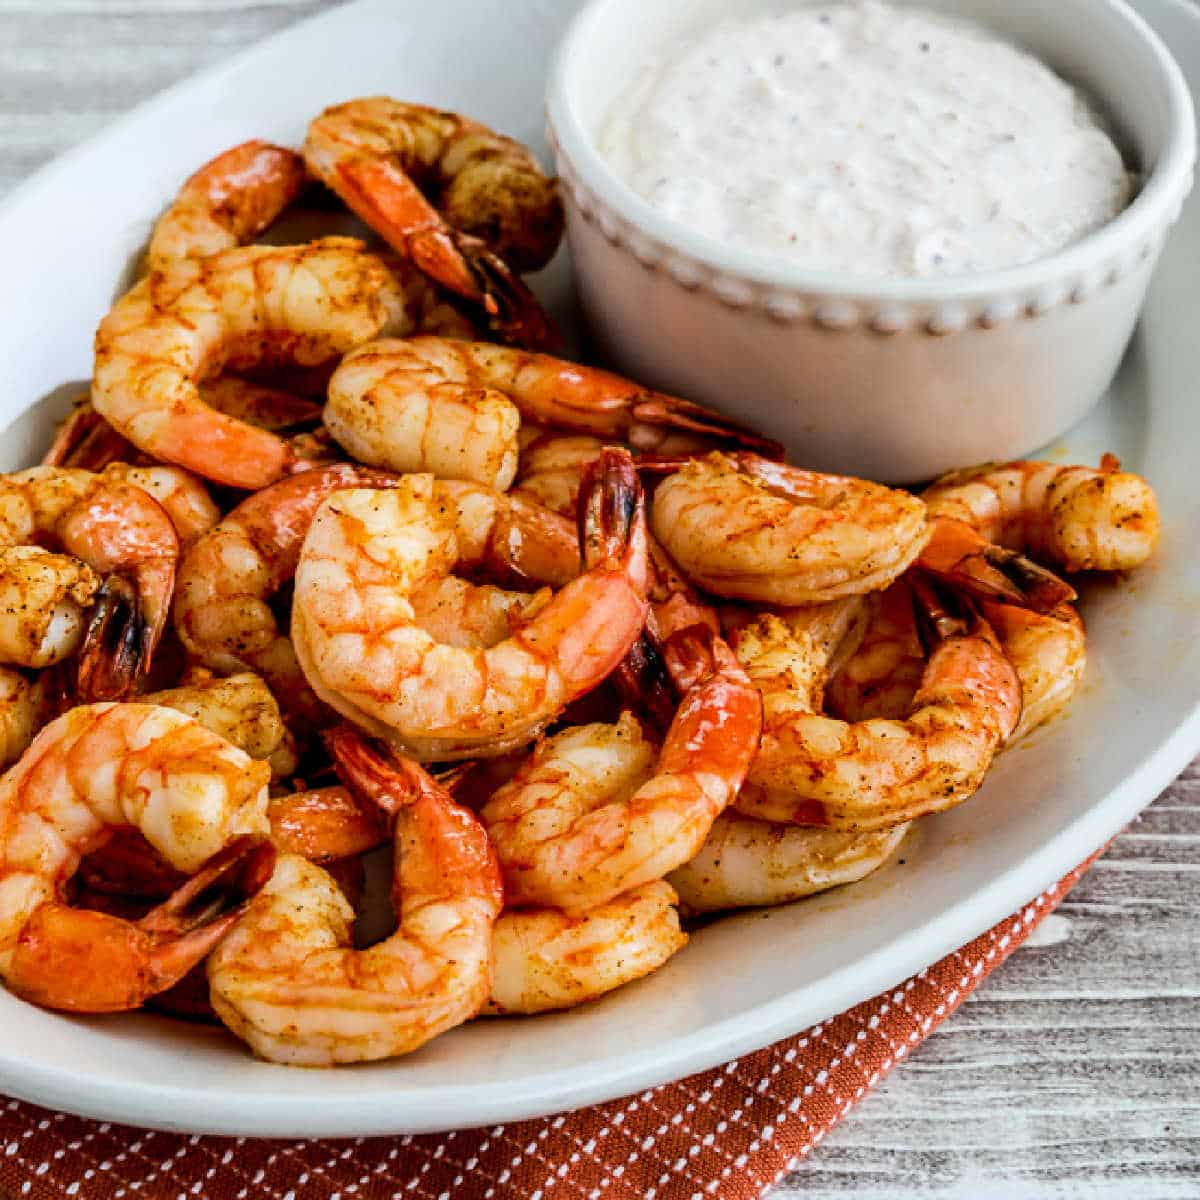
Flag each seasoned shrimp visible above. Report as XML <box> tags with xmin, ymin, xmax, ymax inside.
<box><xmin>0</xmin><ymin>702</ymin><xmax>273</xmax><ymax>1012</ymax></box>
<box><xmin>484</xmin><ymin>881</ymin><xmax>687</xmax><ymax>1015</ymax></box>
<box><xmin>147</xmin><ymin>140</ymin><xmax>306</xmax><ymax>268</ymax></box>
<box><xmin>668</xmin><ymin>813</ymin><xmax>909</xmax><ymax>914</ymax></box>
<box><xmin>0</xmin><ymin>547</ymin><xmax>98</xmax><ymax>669</ymax></box>
<box><xmin>324</xmin><ymin>338</ymin><xmax>775</xmax><ymax>490</ymax></box>
<box><xmin>0</xmin><ymin>467</ymin><xmax>179</xmax><ymax>680</ymax></box>
<box><xmin>207</xmin><ymin>728</ymin><xmax>502</xmax><ymax>1065</ymax></box>
<box><xmin>292</xmin><ymin>449</ymin><xmax>649</xmax><ymax>761</ymax></box>
<box><xmin>731</xmin><ymin>581</ymin><xmax>1021</xmax><ymax>830</ymax></box>
<box><xmin>649</xmin><ymin>453</ymin><xmax>929</xmax><ymax>605</ymax></box>
<box><xmin>482</xmin><ymin>627</ymin><xmax>761</xmax><ymax>914</ymax></box>
<box><xmin>304</xmin><ymin>98</ymin><xmax>562</xmax><ymax>348</ymax></box>
<box><xmin>92</xmin><ymin>238</ymin><xmax>404</xmax><ymax>489</ymax></box>
<box><xmin>981</xmin><ymin>601</ymin><xmax>1087</xmax><ymax>742</ymax></box>
<box><xmin>923</xmin><ymin>456</ymin><xmax>1160</xmax><ymax>574</ymax></box>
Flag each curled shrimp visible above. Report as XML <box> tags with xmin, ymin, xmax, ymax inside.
<box><xmin>304</xmin><ymin>97</ymin><xmax>562</xmax><ymax>348</ymax></box>
<box><xmin>730</xmin><ymin>580</ymin><xmax>1021</xmax><ymax>831</ymax></box>
<box><xmin>481</xmin><ymin>627</ymin><xmax>761</xmax><ymax>915</ymax></box>
<box><xmin>0</xmin><ymin>466</ymin><xmax>178</xmax><ymax>684</ymax></box>
<box><xmin>0</xmin><ymin>702</ymin><xmax>273</xmax><ymax>1013</ymax></box>
<box><xmin>923</xmin><ymin>456</ymin><xmax>1160</xmax><ymax>574</ymax></box>
<box><xmin>147</xmin><ymin>140</ymin><xmax>306</xmax><ymax>268</ymax></box>
<box><xmin>648</xmin><ymin>453</ymin><xmax>930</xmax><ymax>605</ymax></box>
<box><xmin>484</xmin><ymin>881</ymin><xmax>687</xmax><ymax>1015</ymax></box>
<box><xmin>207</xmin><ymin>728</ymin><xmax>502</xmax><ymax>1065</ymax></box>
<box><xmin>324</xmin><ymin>337</ymin><xmax>776</xmax><ymax>490</ymax></box>
<box><xmin>668</xmin><ymin>813</ymin><xmax>909</xmax><ymax>914</ymax></box>
<box><xmin>292</xmin><ymin>449</ymin><xmax>649</xmax><ymax>761</ymax></box>
<box><xmin>92</xmin><ymin>237</ymin><xmax>404</xmax><ymax>489</ymax></box>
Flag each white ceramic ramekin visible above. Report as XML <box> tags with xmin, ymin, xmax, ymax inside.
<box><xmin>547</xmin><ymin>0</ymin><xmax>1196</xmax><ymax>482</ymax></box>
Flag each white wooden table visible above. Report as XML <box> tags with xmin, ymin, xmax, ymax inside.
<box><xmin>2</xmin><ymin>3</ymin><xmax>1197</xmax><ymax>1195</ymax></box>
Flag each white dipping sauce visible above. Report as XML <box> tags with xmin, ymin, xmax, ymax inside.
<box><xmin>600</xmin><ymin>1</ymin><xmax>1135</xmax><ymax>277</ymax></box>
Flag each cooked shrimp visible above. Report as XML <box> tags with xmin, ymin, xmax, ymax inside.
<box><xmin>981</xmin><ymin>601</ymin><xmax>1087</xmax><ymax>741</ymax></box>
<box><xmin>323</xmin><ymin>337</ymin><xmax>777</xmax><ymax>489</ymax></box>
<box><xmin>649</xmin><ymin>453</ymin><xmax>929</xmax><ymax>605</ymax></box>
<box><xmin>482</xmin><ymin>627</ymin><xmax>760</xmax><ymax>914</ymax></box>
<box><xmin>731</xmin><ymin>580</ymin><xmax>1021</xmax><ymax>830</ymax></box>
<box><xmin>292</xmin><ymin>448</ymin><xmax>649</xmax><ymax>761</ymax></box>
<box><xmin>668</xmin><ymin>813</ymin><xmax>909</xmax><ymax>913</ymax></box>
<box><xmin>0</xmin><ymin>547</ymin><xmax>98</xmax><ymax>669</ymax></box>
<box><xmin>145</xmin><ymin>672</ymin><xmax>298</xmax><ymax>780</ymax></box>
<box><xmin>0</xmin><ymin>467</ymin><xmax>178</xmax><ymax>680</ymax></box>
<box><xmin>92</xmin><ymin>237</ymin><xmax>404</xmax><ymax>489</ymax></box>
<box><xmin>207</xmin><ymin>728</ymin><xmax>502</xmax><ymax>1065</ymax></box>
<box><xmin>304</xmin><ymin>97</ymin><xmax>562</xmax><ymax>348</ymax></box>
<box><xmin>0</xmin><ymin>702</ymin><xmax>273</xmax><ymax>1012</ymax></box>
<box><xmin>147</xmin><ymin>140</ymin><xmax>307</xmax><ymax>268</ymax></box>
<box><xmin>173</xmin><ymin>464</ymin><xmax>404</xmax><ymax>726</ymax></box>
<box><xmin>923</xmin><ymin>456</ymin><xmax>1160</xmax><ymax>573</ymax></box>
<box><xmin>484</xmin><ymin>881</ymin><xmax>686</xmax><ymax>1015</ymax></box>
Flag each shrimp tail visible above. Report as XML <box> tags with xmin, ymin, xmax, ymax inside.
<box><xmin>335</xmin><ymin>158</ymin><xmax>559</xmax><ymax>351</ymax></box>
<box><xmin>578</xmin><ymin>447</ymin><xmax>648</xmax><ymax>578</ymax></box>
<box><xmin>325</xmin><ymin>724</ymin><xmax>433</xmax><ymax>819</ymax></box>
<box><xmin>76</xmin><ymin>575</ymin><xmax>145</xmax><ymax>701</ymax></box>
<box><xmin>613</xmin><ymin>632</ymin><xmax>679</xmax><ymax>735</ymax></box>
<box><xmin>5</xmin><ymin>836</ymin><xmax>275</xmax><ymax>1013</ymax></box>
<box><xmin>921</xmin><ymin>518</ymin><xmax>1076</xmax><ymax>612</ymax></box>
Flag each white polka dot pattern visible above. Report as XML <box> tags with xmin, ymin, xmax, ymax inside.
<box><xmin>0</xmin><ymin>847</ymin><xmax>1108</xmax><ymax>1200</ymax></box>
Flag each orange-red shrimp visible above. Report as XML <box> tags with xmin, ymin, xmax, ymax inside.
<box><xmin>481</xmin><ymin>627</ymin><xmax>761</xmax><ymax>914</ymax></box>
<box><xmin>0</xmin><ymin>703</ymin><xmax>273</xmax><ymax>1013</ymax></box>
<box><xmin>207</xmin><ymin>728</ymin><xmax>502</xmax><ymax>1064</ymax></box>
<box><xmin>92</xmin><ymin>238</ymin><xmax>404</xmax><ymax>489</ymax></box>
<box><xmin>292</xmin><ymin>448</ymin><xmax>650</xmax><ymax>761</ymax></box>
<box><xmin>304</xmin><ymin>97</ymin><xmax>562</xmax><ymax>348</ymax></box>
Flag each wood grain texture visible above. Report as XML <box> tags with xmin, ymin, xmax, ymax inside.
<box><xmin>1</xmin><ymin>2</ymin><xmax>1197</xmax><ymax>1195</ymax></box>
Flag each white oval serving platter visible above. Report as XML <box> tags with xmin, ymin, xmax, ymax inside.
<box><xmin>0</xmin><ymin>0</ymin><xmax>1197</xmax><ymax>1138</ymax></box>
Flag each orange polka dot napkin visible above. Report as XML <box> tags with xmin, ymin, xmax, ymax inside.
<box><xmin>0</xmin><ymin>847</ymin><xmax>1103</xmax><ymax>1200</ymax></box>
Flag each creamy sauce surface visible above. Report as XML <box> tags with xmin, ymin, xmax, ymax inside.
<box><xmin>600</xmin><ymin>1</ymin><xmax>1135</xmax><ymax>278</ymax></box>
